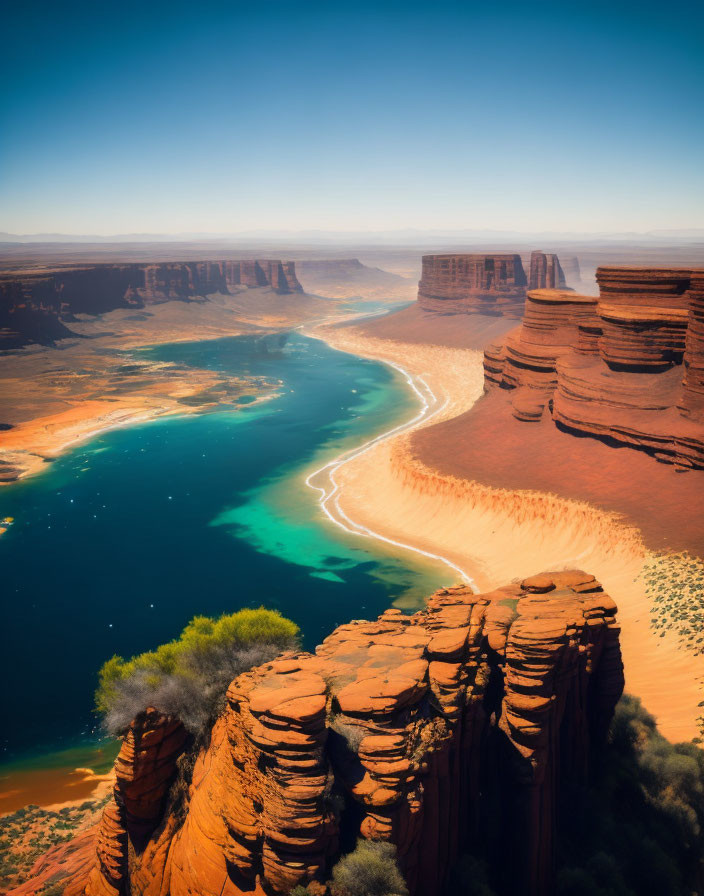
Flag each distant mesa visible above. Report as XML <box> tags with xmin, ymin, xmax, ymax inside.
<box><xmin>417</xmin><ymin>251</ymin><xmax>567</xmax><ymax>317</ymax></box>
<box><xmin>296</xmin><ymin>258</ymin><xmax>417</xmax><ymax>301</ymax></box>
<box><xmin>527</xmin><ymin>249</ymin><xmax>566</xmax><ymax>290</ymax></box>
<box><xmin>559</xmin><ymin>254</ymin><xmax>582</xmax><ymax>285</ymax></box>
<box><xmin>0</xmin><ymin>259</ymin><xmax>303</xmax><ymax>348</ymax></box>
<box><xmin>484</xmin><ymin>266</ymin><xmax>704</xmax><ymax>469</ymax></box>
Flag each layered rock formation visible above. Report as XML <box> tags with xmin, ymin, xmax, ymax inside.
<box><xmin>52</xmin><ymin>571</ymin><xmax>622</xmax><ymax>896</ymax></box>
<box><xmin>680</xmin><ymin>272</ymin><xmax>704</xmax><ymax>421</ymax></box>
<box><xmin>0</xmin><ymin>260</ymin><xmax>302</xmax><ymax>347</ymax></box>
<box><xmin>417</xmin><ymin>254</ymin><xmax>528</xmax><ymax>316</ymax></box>
<box><xmin>484</xmin><ymin>266</ymin><xmax>704</xmax><ymax>469</ymax></box>
<box><xmin>527</xmin><ymin>251</ymin><xmax>567</xmax><ymax>290</ymax></box>
<box><xmin>484</xmin><ymin>289</ymin><xmax>598</xmax><ymax>421</ymax></box>
<box><xmin>416</xmin><ymin>252</ymin><xmax>570</xmax><ymax>317</ymax></box>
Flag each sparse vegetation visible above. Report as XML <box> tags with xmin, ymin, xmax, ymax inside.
<box><xmin>444</xmin><ymin>694</ymin><xmax>704</xmax><ymax>896</ymax></box>
<box><xmin>0</xmin><ymin>798</ymin><xmax>108</xmax><ymax>893</ymax></box>
<box><xmin>554</xmin><ymin>694</ymin><xmax>704</xmax><ymax>896</ymax></box>
<box><xmin>96</xmin><ymin>607</ymin><xmax>299</xmax><ymax>735</ymax></box>
<box><xmin>639</xmin><ymin>551</ymin><xmax>704</xmax><ymax>659</ymax></box>
<box><xmin>330</xmin><ymin>839</ymin><xmax>408</xmax><ymax>896</ymax></box>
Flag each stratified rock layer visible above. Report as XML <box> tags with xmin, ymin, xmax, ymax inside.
<box><xmin>83</xmin><ymin>709</ymin><xmax>187</xmax><ymax>896</ymax></box>
<box><xmin>485</xmin><ymin>289</ymin><xmax>598</xmax><ymax>421</ymax></box>
<box><xmin>63</xmin><ymin>571</ymin><xmax>622</xmax><ymax>896</ymax></box>
<box><xmin>527</xmin><ymin>251</ymin><xmax>567</xmax><ymax>290</ymax></box>
<box><xmin>0</xmin><ymin>260</ymin><xmax>303</xmax><ymax>347</ymax></box>
<box><xmin>417</xmin><ymin>254</ymin><xmax>527</xmax><ymax>316</ymax></box>
<box><xmin>680</xmin><ymin>272</ymin><xmax>704</xmax><ymax>422</ymax></box>
<box><xmin>485</xmin><ymin>266</ymin><xmax>704</xmax><ymax>468</ymax></box>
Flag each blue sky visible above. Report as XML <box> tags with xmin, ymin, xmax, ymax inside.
<box><xmin>2</xmin><ymin>0</ymin><xmax>703</xmax><ymax>234</ymax></box>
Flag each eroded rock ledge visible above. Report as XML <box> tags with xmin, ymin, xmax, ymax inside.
<box><xmin>50</xmin><ymin>571</ymin><xmax>622</xmax><ymax>896</ymax></box>
<box><xmin>484</xmin><ymin>266</ymin><xmax>704</xmax><ymax>468</ymax></box>
<box><xmin>0</xmin><ymin>260</ymin><xmax>303</xmax><ymax>347</ymax></box>
<box><xmin>417</xmin><ymin>251</ymin><xmax>566</xmax><ymax>317</ymax></box>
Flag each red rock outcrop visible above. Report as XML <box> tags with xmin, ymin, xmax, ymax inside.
<box><xmin>484</xmin><ymin>289</ymin><xmax>598</xmax><ymax>421</ymax></box>
<box><xmin>49</xmin><ymin>571</ymin><xmax>622</xmax><ymax>896</ymax></box>
<box><xmin>679</xmin><ymin>271</ymin><xmax>704</xmax><ymax>422</ymax></box>
<box><xmin>417</xmin><ymin>254</ymin><xmax>527</xmax><ymax>316</ymax></box>
<box><xmin>527</xmin><ymin>251</ymin><xmax>567</xmax><ymax>290</ymax></box>
<box><xmin>82</xmin><ymin>709</ymin><xmax>187</xmax><ymax>896</ymax></box>
<box><xmin>484</xmin><ymin>266</ymin><xmax>704</xmax><ymax>469</ymax></box>
<box><xmin>0</xmin><ymin>260</ymin><xmax>303</xmax><ymax>347</ymax></box>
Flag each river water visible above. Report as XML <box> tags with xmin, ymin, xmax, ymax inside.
<box><xmin>0</xmin><ymin>331</ymin><xmax>449</xmax><ymax>782</ymax></box>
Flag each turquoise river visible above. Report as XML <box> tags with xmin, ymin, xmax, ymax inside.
<box><xmin>0</xmin><ymin>330</ymin><xmax>450</xmax><ymax>797</ymax></box>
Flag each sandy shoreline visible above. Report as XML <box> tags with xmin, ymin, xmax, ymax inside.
<box><xmin>316</xmin><ymin>323</ymin><xmax>704</xmax><ymax>743</ymax></box>
<box><xmin>0</xmin><ymin>349</ymin><xmax>279</xmax><ymax>488</ymax></box>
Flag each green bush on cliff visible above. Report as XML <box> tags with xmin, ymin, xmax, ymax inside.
<box><xmin>96</xmin><ymin>607</ymin><xmax>299</xmax><ymax>735</ymax></box>
<box><xmin>330</xmin><ymin>839</ymin><xmax>408</xmax><ymax>896</ymax></box>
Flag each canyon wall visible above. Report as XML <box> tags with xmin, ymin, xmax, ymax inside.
<box><xmin>417</xmin><ymin>252</ymin><xmax>569</xmax><ymax>317</ymax></box>
<box><xmin>484</xmin><ymin>266</ymin><xmax>704</xmax><ymax>469</ymax></box>
<box><xmin>47</xmin><ymin>570</ymin><xmax>622</xmax><ymax>896</ymax></box>
<box><xmin>417</xmin><ymin>254</ymin><xmax>528</xmax><ymax>316</ymax></box>
<box><xmin>527</xmin><ymin>251</ymin><xmax>567</xmax><ymax>290</ymax></box>
<box><xmin>0</xmin><ymin>260</ymin><xmax>302</xmax><ymax>348</ymax></box>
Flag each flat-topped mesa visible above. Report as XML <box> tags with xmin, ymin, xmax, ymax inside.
<box><xmin>60</xmin><ymin>571</ymin><xmax>623</xmax><ymax>896</ymax></box>
<box><xmin>484</xmin><ymin>289</ymin><xmax>598</xmax><ymax>422</ymax></box>
<box><xmin>595</xmin><ymin>267</ymin><xmax>693</xmax><ymax>371</ymax></box>
<box><xmin>0</xmin><ymin>260</ymin><xmax>303</xmax><ymax>348</ymax></box>
<box><xmin>596</xmin><ymin>266</ymin><xmax>693</xmax><ymax>309</ymax></box>
<box><xmin>560</xmin><ymin>255</ymin><xmax>582</xmax><ymax>284</ymax></box>
<box><xmin>483</xmin><ymin>265</ymin><xmax>704</xmax><ymax>469</ymax></box>
<box><xmin>527</xmin><ymin>251</ymin><xmax>567</xmax><ymax>290</ymax></box>
<box><xmin>417</xmin><ymin>254</ymin><xmax>527</xmax><ymax>316</ymax></box>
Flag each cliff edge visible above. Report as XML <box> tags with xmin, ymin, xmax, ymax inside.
<box><xmin>484</xmin><ymin>266</ymin><xmax>704</xmax><ymax>469</ymax></box>
<box><xmin>0</xmin><ymin>260</ymin><xmax>303</xmax><ymax>348</ymax></box>
<box><xmin>20</xmin><ymin>570</ymin><xmax>623</xmax><ymax>896</ymax></box>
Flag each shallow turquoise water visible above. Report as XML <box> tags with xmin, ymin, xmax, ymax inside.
<box><xmin>0</xmin><ymin>331</ymin><xmax>448</xmax><ymax>764</ymax></box>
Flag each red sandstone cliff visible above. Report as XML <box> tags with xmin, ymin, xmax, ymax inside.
<box><xmin>417</xmin><ymin>254</ymin><xmax>528</xmax><ymax>316</ymax></box>
<box><xmin>24</xmin><ymin>571</ymin><xmax>623</xmax><ymax>896</ymax></box>
<box><xmin>484</xmin><ymin>267</ymin><xmax>704</xmax><ymax>469</ymax></box>
<box><xmin>417</xmin><ymin>252</ymin><xmax>569</xmax><ymax>317</ymax></box>
<box><xmin>527</xmin><ymin>251</ymin><xmax>567</xmax><ymax>291</ymax></box>
<box><xmin>0</xmin><ymin>260</ymin><xmax>303</xmax><ymax>347</ymax></box>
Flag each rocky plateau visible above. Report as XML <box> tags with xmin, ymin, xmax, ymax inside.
<box><xmin>0</xmin><ymin>261</ymin><xmax>303</xmax><ymax>348</ymax></box>
<box><xmin>484</xmin><ymin>266</ymin><xmax>704</xmax><ymax>469</ymax></box>
<box><xmin>417</xmin><ymin>252</ymin><xmax>566</xmax><ymax>317</ymax></box>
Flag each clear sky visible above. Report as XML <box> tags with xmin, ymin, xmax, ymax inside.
<box><xmin>2</xmin><ymin>0</ymin><xmax>703</xmax><ymax>235</ymax></box>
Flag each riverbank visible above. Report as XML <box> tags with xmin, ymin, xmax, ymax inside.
<box><xmin>316</xmin><ymin>320</ymin><xmax>704</xmax><ymax>743</ymax></box>
<box><xmin>0</xmin><ymin>286</ymin><xmax>335</xmax><ymax>487</ymax></box>
<box><xmin>0</xmin><ymin>365</ymin><xmax>278</xmax><ymax>487</ymax></box>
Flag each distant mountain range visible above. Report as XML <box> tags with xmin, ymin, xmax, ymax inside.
<box><xmin>2</xmin><ymin>228</ymin><xmax>704</xmax><ymax>245</ymax></box>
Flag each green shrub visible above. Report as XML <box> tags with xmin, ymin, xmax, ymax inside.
<box><xmin>555</xmin><ymin>694</ymin><xmax>704</xmax><ymax>896</ymax></box>
<box><xmin>96</xmin><ymin>607</ymin><xmax>299</xmax><ymax>735</ymax></box>
<box><xmin>331</xmin><ymin>839</ymin><xmax>408</xmax><ymax>896</ymax></box>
